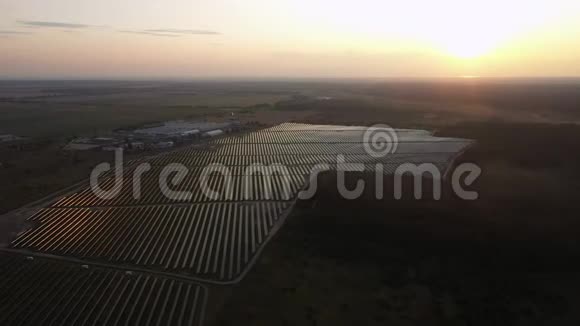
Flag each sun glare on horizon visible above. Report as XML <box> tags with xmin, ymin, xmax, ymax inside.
<box><xmin>289</xmin><ymin>0</ymin><xmax>579</xmax><ymax>63</ymax></box>
<box><xmin>410</xmin><ymin>1</ymin><xmax>572</xmax><ymax>60</ymax></box>
<box><xmin>439</xmin><ymin>38</ymin><xmax>498</xmax><ymax>59</ymax></box>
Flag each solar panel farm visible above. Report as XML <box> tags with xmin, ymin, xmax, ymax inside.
<box><xmin>0</xmin><ymin>123</ymin><xmax>473</xmax><ymax>325</ymax></box>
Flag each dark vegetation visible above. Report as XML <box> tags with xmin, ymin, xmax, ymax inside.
<box><xmin>216</xmin><ymin>80</ymin><xmax>580</xmax><ymax>326</ymax></box>
<box><xmin>0</xmin><ymin>143</ymin><xmax>116</xmax><ymax>213</ymax></box>
<box><xmin>366</xmin><ymin>79</ymin><xmax>580</xmax><ymax>121</ymax></box>
<box><xmin>214</xmin><ymin>122</ymin><xmax>580</xmax><ymax>326</ymax></box>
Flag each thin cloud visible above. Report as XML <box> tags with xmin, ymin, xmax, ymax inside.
<box><xmin>145</xmin><ymin>29</ymin><xmax>220</xmax><ymax>35</ymax></box>
<box><xmin>19</xmin><ymin>21</ymin><xmax>91</xmax><ymax>29</ymax></box>
<box><xmin>119</xmin><ymin>30</ymin><xmax>181</xmax><ymax>38</ymax></box>
<box><xmin>0</xmin><ymin>30</ymin><xmax>31</xmax><ymax>35</ymax></box>
<box><xmin>119</xmin><ymin>28</ymin><xmax>221</xmax><ymax>37</ymax></box>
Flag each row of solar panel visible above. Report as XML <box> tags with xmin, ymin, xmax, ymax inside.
<box><xmin>143</xmin><ymin>142</ymin><xmax>468</xmax><ymax>157</ymax></box>
<box><xmin>11</xmin><ymin>201</ymin><xmax>291</xmax><ymax>282</ymax></box>
<box><xmin>262</xmin><ymin>122</ymin><xmax>374</xmax><ymax>132</ymax></box>
<box><xmin>51</xmin><ymin>160</ymin><xmax>451</xmax><ymax>208</ymax></box>
<box><xmin>0</xmin><ymin>253</ymin><xmax>206</xmax><ymax>326</ymax></box>
<box><xmin>147</xmin><ymin>152</ymin><xmax>454</xmax><ymax>167</ymax></box>
<box><xmin>51</xmin><ymin>174</ymin><xmax>306</xmax><ymax>207</ymax></box>
<box><xmin>210</xmin><ymin>128</ymin><xmax>436</xmax><ymax>145</ymax></box>
<box><xmin>261</xmin><ymin>122</ymin><xmax>430</xmax><ymax>133</ymax></box>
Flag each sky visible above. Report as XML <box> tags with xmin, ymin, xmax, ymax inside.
<box><xmin>1</xmin><ymin>0</ymin><xmax>580</xmax><ymax>79</ymax></box>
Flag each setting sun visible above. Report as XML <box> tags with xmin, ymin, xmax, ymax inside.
<box><xmin>431</xmin><ymin>25</ymin><xmax>508</xmax><ymax>59</ymax></box>
<box><xmin>418</xmin><ymin>1</ymin><xmax>572</xmax><ymax>59</ymax></box>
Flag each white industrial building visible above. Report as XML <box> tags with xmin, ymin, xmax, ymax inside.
<box><xmin>0</xmin><ymin>134</ymin><xmax>24</xmax><ymax>143</ymax></box>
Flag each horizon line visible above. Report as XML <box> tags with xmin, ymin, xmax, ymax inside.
<box><xmin>2</xmin><ymin>76</ymin><xmax>580</xmax><ymax>82</ymax></box>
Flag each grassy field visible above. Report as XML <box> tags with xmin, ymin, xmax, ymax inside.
<box><xmin>0</xmin><ymin>81</ymin><xmax>289</xmax><ymax>137</ymax></box>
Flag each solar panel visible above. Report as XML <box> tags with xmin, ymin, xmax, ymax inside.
<box><xmin>0</xmin><ymin>253</ymin><xmax>206</xmax><ymax>326</ymax></box>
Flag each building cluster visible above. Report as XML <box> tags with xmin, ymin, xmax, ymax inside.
<box><xmin>0</xmin><ymin>134</ymin><xmax>25</xmax><ymax>143</ymax></box>
<box><xmin>64</xmin><ymin>120</ymin><xmax>240</xmax><ymax>151</ymax></box>
<box><xmin>0</xmin><ymin>134</ymin><xmax>31</xmax><ymax>152</ymax></box>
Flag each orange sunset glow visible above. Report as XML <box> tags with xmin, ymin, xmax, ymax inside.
<box><xmin>1</xmin><ymin>0</ymin><xmax>580</xmax><ymax>78</ymax></box>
